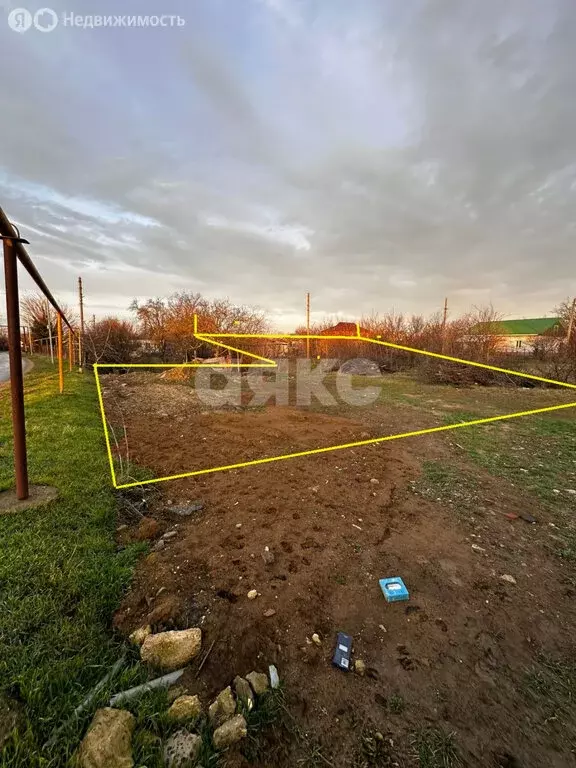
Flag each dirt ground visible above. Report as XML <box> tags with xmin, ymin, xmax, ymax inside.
<box><xmin>102</xmin><ymin>371</ymin><xmax>576</xmax><ymax>768</ymax></box>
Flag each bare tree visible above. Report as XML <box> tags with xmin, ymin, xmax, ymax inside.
<box><xmin>131</xmin><ymin>292</ymin><xmax>270</xmax><ymax>363</ymax></box>
<box><xmin>20</xmin><ymin>292</ymin><xmax>77</xmax><ymax>349</ymax></box>
<box><xmin>84</xmin><ymin>317</ymin><xmax>139</xmax><ymax>365</ymax></box>
<box><xmin>554</xmin><ymin>297</ymin><xmax>576</xmax><ymax>350</ymax></box>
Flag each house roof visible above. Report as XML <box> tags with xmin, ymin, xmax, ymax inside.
<box><xmin>474</xmin><ymin>317</ymin><xmax>562</xmax><ymax>336</ymax></box>
<box><xmin>319</xmin><ymin>322</ymin><xmax>367</xmax><ymax>336</ymax></box>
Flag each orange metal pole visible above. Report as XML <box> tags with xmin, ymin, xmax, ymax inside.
<box><xmin>57</xmin><ymin>313</ymin><xmax>64</xmax><ymax>393</ymax></box>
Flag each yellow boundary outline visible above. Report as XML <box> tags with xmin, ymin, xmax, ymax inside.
<box><xmin>94</xmin><ymin>315</ymin><xmax>576</xmax><ymax>489</ymax></box>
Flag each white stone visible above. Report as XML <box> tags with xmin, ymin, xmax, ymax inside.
<box><xmin>163</xmin><ymin>730</ymin><xmax>201</xmax><ymax>768</ymax></box>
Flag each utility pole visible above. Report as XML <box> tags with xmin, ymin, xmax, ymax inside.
<box><xmin>78</xmin><ymin>276</ymin><xmax>85</xmax><ymax>371</ymax></box>
<box><xmin>46</xmin><ymin>299</ymin><xmax>54</xmax><ymax>363</ymax></box>
<box><xmin>441</xmin><ymin>297</ymin><xmax>448</xmax><ymax>354</ymax></box>
<box><xmin>566</xmin><ymin>297</ymin><xmax>576</xmax><ymax>348</ymax></box>
<box><xmin>306</xmin><ymin>292</ymin><xmax>311</xmax><ymax>359</ymax></box>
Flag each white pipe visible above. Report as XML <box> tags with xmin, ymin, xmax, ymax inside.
<box><xmin>109</xmin><ymin>669</ymin><xmax>184</xmax><ymax>706</ymax></box>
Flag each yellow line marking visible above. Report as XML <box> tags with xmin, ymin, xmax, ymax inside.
<box><xmin>194</xmin><ymin>333</ymin><xmax>372</xmax><ymax>339</ymax></box>
<box><xmin>94</xmin><ymin>363</ymin><xmax>118</xmax><ymax>487</ymax></box>
<box><xmin>113</xmin><ymin>401</ymin><xmax>576</xmax><ymax>489</ymax></box>
<box><xmin>195</xmin><ymin>333</ymin><xmax>276</xmax><ymax>365</ymax></box>
<box><xmin>93</xmin><ymin>315</ymin><xmax>576</xmax><ymax>489</ymax></box>
<box><xmin>364</xmin><ymin>337</ymin><xmax>576</xmax><ymax>390</ymax></box>
<box><xmin>96</xmin><ymin>363</ymin><xmax>271</xmax><ymax>368</ymax></box>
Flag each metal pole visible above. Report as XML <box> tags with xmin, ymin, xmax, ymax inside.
<box><xmin>57</xmin><ymin>313</ymin><xmax>64</xmax><ymax>393</ymax></box>
<box><xmin>0</xmin><ymin>207</ymin><xmax>73</xmax><ymax>332</ymax></box>
<box><xmin>46</xmin><ymin>299</ymin><xmax>54</xmax><ymax>363</ymax></box>
<box><xmin>78</xmin><ymin>276</ymin><xmax>85</xmax><ymax>371</ymax></box>
<box><xmin>306</xmin><ymin>292</ymin><xmax>310</xmax><ymax>359</ymax></box>
<box><xmin>566</xmin><ymin>297</ymin><xmax>576</xmax><ymax>347</ymax></box>
<box><xmin>3</xmin><ymin>238</ymin><xmax>29</xmax><ymax>500</ymax></box>
<box><xmin>441</xmin><ymin>297</ymin><xmax>448</xmax><ymax>354</ymax></box>
<box><xmin>68</xmin><ymin>329</ymin><xmax>73</xmax><ymax>371</ymax></box>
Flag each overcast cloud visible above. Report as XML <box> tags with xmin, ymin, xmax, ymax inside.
<box><xmin>1</xmin><ymin>0</ymin><xmax>575</xmax><ymax>328</ymax></box>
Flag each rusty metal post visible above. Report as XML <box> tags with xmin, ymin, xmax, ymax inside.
<box><xmin>3</xmin><ymin>238</ymin><xmax>29</xmax><ymax>500</ymax></box>
<box><xmin>57</xmin><ymin>313</ymin><xmax>64</xmax><ymax>393</ymax></box>
<box><xmin>68</xmin><ymin>330</ymin><xmax>73</xmax><ymax>371</ymax></box>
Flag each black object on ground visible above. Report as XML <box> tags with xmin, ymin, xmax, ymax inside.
<box><xmin>332</xmin><ymin>632</ymin><xmax>353</xmax><ymax>672</ymax></box>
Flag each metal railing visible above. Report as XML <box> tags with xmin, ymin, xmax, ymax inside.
<box><xmin>1</xmin><ymin>205</ymin><xmax>77</xmax><ymax>500</ymax></box>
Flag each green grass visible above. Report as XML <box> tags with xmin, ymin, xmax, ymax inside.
<box><xmin>412</xmin><ymin>402</ymin><xmax>576</xmax><ymax>557</ymax></box>
<box><xmin>449</xmin><ymin>410</ymin><xmax>576</xmax><ymax>558</ymax></box>
<box><xmin>388</xmin><ymin>694</ymin><xmax>405</xmax><ymax>715</ymax></box>
<box><xmin>410</xmin><ymin>728</ymin><xmax>461</xmax><ymax>768</ymax></box>
<box><xmin>449</xmin><ymin>412</ymin><xmax>576</xmax><ymax>508</ymax></box>
<box><xmin>242</xmin><ymin>686</ymin><xmax>289</xmax><ymax>764</ymax></box>
<box><xmin>0</xmin><ymin>358</ymin><xmax>144</xmax><ymax>766</ymax></box>
<box><xmin>411</xmin><ymin>460</ymin><xmax>483</xmax><ymax>519</ymax></box>
<box><xmin>523</xmin><ymin>656</ymin><xmax>576</xmax><ymax>728</ymax></box>
<box><xmin>126</xmin><ymin>688</ymin><xmax>221</xmax><ymax>768</ymax></box>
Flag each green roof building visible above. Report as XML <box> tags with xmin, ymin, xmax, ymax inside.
<box><xmin>471</xmin><ymin>317</ymin><xmax>564</xmax><ymax>352</ymax></box>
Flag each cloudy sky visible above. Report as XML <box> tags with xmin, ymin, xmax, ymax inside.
<box><xmin>1</xmin><ymin>0</ymin><xmax>575</xmax><ymax>330</ymax></box>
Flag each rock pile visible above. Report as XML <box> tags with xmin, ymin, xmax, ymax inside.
<box><xmin>76</xmin><ymin>639</ymin><xmax>277</xmax><ymax>768</ymax></box>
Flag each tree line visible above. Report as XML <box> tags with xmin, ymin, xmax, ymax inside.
<box><xmin>12</xmin><ymin>291</ymin><xmax>576</xmax><ymax>382</ymax></box>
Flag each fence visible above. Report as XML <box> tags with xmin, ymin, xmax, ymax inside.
<box><xmin>1</xmin><ymin>206</ymin><xmax>79</xmax><ymax>500</ymax></box>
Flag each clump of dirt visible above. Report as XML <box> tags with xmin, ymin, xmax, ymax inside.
<box><xmin>159</xmin><ymin>368</ymin><xmax>195</xmax><ymax>382</ymax></box>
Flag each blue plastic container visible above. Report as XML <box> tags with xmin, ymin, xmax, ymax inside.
<box><xmin>379</xmin><ymin>577</ymin><xmax>409</xmax><ymax>602</ymax></box>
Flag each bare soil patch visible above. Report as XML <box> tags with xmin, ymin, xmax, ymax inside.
<box><xmin>104</xmin><ymin>373</ymin><xmax>576</xmax><ymax>768</ymax></box>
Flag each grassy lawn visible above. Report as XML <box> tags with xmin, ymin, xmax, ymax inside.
<box><xmin>413</xmin><ymin>408</ymin><xmax>576</xmax><ymax>560</ymax></box>
<box><xmin>0</xmin><ymin>358</ymin><xmax>144</xmax><ymax>766</ymax></box>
